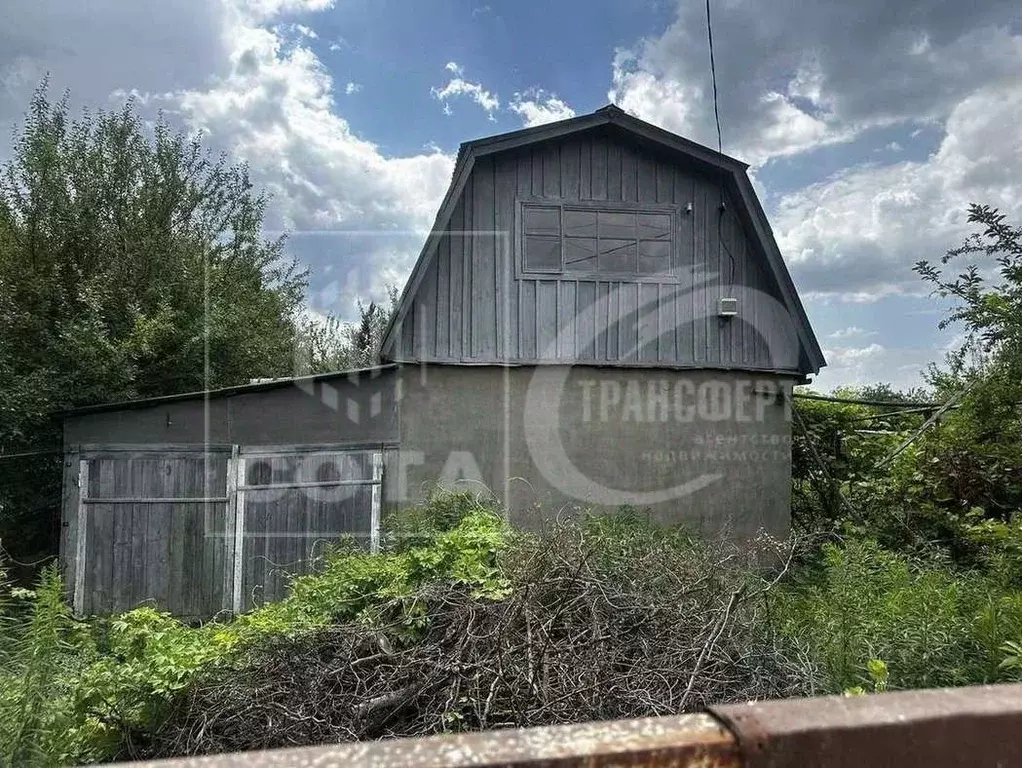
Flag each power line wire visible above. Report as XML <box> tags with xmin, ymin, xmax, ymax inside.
<box><xmin>704</xmin><ymin>0</ymin><xmax>736</xmax><ymax>288</ymax></box>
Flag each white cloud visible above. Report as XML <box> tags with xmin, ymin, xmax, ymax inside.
<box><xmin>814</xmin><ymin>343</ymin><xmax>940</xmax><ymax>391</ymax></box>
<box><xmin>775</xmin><ymin>82</ymin><xmax>1022</xmax><ymax>302</ymax></box>
<box><xmin>508</xmin><ymin>89</ymin><xmax>576</xmax><ymax>127</ymax></box>
<box><xmin>345</xmin><ymin>81</ymin><xmax>361</xmax><ymax>95</ymax></box>
<box><xmin>138</xmin><ymin>1</ymin><xmax>455</xmax><ymax>317</ymax></box>
<box><xmin>430</xmin><ymin>61</ymin><xmax>500</xmax><ymax>119</ymax></box>
<box><xmin>828</xmin><ymin>327</ymin><xmax>876</xmax><ymax>340</ymax></box>
<box><xmin>606</xmin><ymin>1</ymin><xmax>1021</xmax><ymax>166</ymax></box>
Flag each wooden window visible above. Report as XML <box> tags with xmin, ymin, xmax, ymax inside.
<box><xmin>520</xmin><ymin>202</ymin><xmax>675</xmax><ymax>279</ymax></box>
<box><xmin>523</xmin><ymin>205</ymin><xmax>562</xmax><ymax>272</ymax></box>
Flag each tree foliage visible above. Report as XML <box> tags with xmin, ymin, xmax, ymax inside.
<box><xmin>0</xmin><ymin>86</ymin><xmax>313</xmax><ymax>557</ymax></box>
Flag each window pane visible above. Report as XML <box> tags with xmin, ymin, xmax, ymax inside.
<box><xmin>524</xmin><ymin>235</ymin><xmax>561</xmax><ymax>271</ymax></box>
<box><xmin>598</xmin><ymin>211</ymin><xmax>635</xmax><ymax>240</ymax></box>
<box><xmin>564</xmin><ymin>238</ymin><xmax>597</xmax><ymax>271</ymax></box>
<box><xmin>563</xmin><ymin>209</ymin><xmax>597</xmax><ymax>238</ymax></box>
<box><xmin>598</xmin><ymin>239</ymin><xmax>636</xmax><ymax>273</ymax></box>
<box><xmin>524</xmin><ymin>206</ymin><xmax>560</xmax><ymax>235</ymax></box>
<box><xmin>639</xmin><ymin>239</ymin><xmax>671</xmax><ymax>274</ymax></box>
<box><xmin>637</xmin><ymin>213</ymin><xmax>671</xmax><ymax>240</ymax></box>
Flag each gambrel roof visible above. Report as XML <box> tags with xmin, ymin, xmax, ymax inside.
<box><xmin>380</xmin><ymin>104</ymin><xmax>825</xmax><ymax>375</ymax></box>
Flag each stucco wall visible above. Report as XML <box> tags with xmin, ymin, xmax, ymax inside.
<box><xmin>62</xmin><ymin>370</ymin><xmax>400</xmax><ymax>449</ymax></box>
<box><xmin>387</xmin><ymin>364</ymin><xmax>793</xmax><ymax>540</ymax></box>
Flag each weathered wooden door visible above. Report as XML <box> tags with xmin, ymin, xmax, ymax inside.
<box><xmin>73</xmin><ymin>447</ymin><xmax>383</xmax><ymax>617</ymax></box>
<box><xmin>232</xmin><ymin>448</ymin><xmax>382</xmax><ymax>611</ymax></box>
<box><xmin>74</xmin><ymin>452</ymin><xmax>231</xmax><ymax>617</ymax></box>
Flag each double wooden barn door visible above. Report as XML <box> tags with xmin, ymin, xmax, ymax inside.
<box><xmin>72</xmin><ymin>447</ymin><xmax>383</xmax><ymax>617</ymax></box>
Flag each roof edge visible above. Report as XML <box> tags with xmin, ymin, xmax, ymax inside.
<box><xmin>60</xmin><ymin>364</ymin><xmax>400</xmax><ymax>418</ymax></box>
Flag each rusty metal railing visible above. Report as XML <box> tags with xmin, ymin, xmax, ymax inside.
<box><xmin>116</xmin><ymin>683</ymin><xmax>1022</xmax><ymax>767</ymax></box>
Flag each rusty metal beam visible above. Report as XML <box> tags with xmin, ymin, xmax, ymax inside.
<box><xmin>114</xmin><ymin>714</ymin><xmax>739</xmax><ymax>767</ymax></box>
<box><xmin>710</xmin><ymin>683</ymin><xmax>1022</xmax><ymax>768</ymax></box>
<box><xmin>111</xmin><ymin>684</ymin><xmax>1022</xmax><ymax>768</ymax></box>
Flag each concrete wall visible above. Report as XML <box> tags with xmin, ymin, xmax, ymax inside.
<box><xmin>63</xmin><ymin>369</ymin><xmax>400</xmax><ymax>450</ymax></box>
<box><xmin>388</xmin><ymin>364</ymin><xmax>793</xmax><ymax>540</ymax></box>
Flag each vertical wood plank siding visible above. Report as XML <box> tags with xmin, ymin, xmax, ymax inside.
<box><xmin>391</xmin><ymin>130</ymin><xmax>800</xmax><ymax>371</ymax></box>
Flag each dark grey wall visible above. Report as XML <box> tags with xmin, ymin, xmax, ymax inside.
<box><xmin>63</xmin><ymin>370</ymin><xmax>401</xmax><ymax>449</ymax></box>
<box><xmin>387</xmin><ymin>364</ymin><xmax>794</xmax><ymax>541</ymax></box>
<box><xmin>389</xmin><ymin>127</ymin><xmax>801</xmax><ymax>372</ymax></box>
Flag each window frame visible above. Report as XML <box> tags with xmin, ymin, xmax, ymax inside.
<box><xmin>516</xmin><ymin>198</ymin><xmax>680</xmax><ymax>283</ymax></box>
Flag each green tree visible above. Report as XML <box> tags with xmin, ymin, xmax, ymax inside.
<box><xmin>295</xmin><ymin>287</ymin><xmax>398</xmax><ymax>374</ymax></box>
<box><xmin>0</xmin><ymin>86</ymin><xmax>308</xmax><ymax>560</ymax></box>
<box><xmin>913</xmin><ymin>205</ymin><xmax>1022</xmax><ymax>517</ymax></box>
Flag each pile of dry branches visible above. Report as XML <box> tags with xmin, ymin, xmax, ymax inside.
<box><xmin>141</xmin><ymin>523</ymin><xmax>814</xmax><ymax>758</ymax></box>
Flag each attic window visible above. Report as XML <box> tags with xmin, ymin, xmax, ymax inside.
<box><xmin>521</xmin><ymin>202</ymin><xmax>675</xmax><ymax>279</ymax></box>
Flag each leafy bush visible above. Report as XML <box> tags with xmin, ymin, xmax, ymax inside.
<box><xmin>775</xmin><ymin>539</ymin><xmax>1022</xmax><ymax>692</ymax></box>
<box><xmin>0</xmin><ymin>493</ymin><xmax>512</xmax><ymax>764</ymax></box>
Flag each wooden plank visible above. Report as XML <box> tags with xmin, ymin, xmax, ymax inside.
<box><xmin>436</xmin><ymin>232</ymin><xmax>450</xmax><ymax>358</ymax></box>
<box><xmin>639</xmin><ymin>282</ymin><xmax>658</xmax><ymax>362</ymax></box>
<box><xmin>578</xmin><ymin>280</ymin><xmax>597</xmax><ymax>360</ymax></box>
<box><xmin>607</xmin><ymin>141</ymin><xmax>622</xmax><ymax>202</ymax></box>
<box><xmin>128</xmin><ymin>459</ymin><xmax>148</xmax><ymax>610</ymax></box>
<box><xmin>520</xmin><ymin>279</ymin><xmax>537</xmax><ymax>359</ymax></box>
<box><xmin>94</xmin><ymin>459</ymin><xmax>116</xmax><ymax>614</ymax></box>
<box><xmin>371</xmin><ymin>452</ymin><xmax>383</xmax><ymax>553</ymax></box>
<box><xmin>232</xmin><ymin>457</ymin><xmax>247</xmax><ymax>613</ymax></box>
<box><xmin>60</xmin><ymin>451</ymin><xmax>80</xmax><ymax>602</ymax></box>
<box><xmin>558</xmin><ymin>281</ymin><xmax>577</xmax><ymax>359</ymax></box>
<box><xmin>618</xmin><ymin>282</ymin><xmax>638</xmax><ymax>362</ymax></box>
<box><xmin>579</xmin><ymin>138</ymin><xmax>592</xmax><ymax>200</ymax></box>
<box><xmin>200</xmin><ymin>458</ymin><xmax>218</xmax><ymax>616</ymax></box>
<box><xmin>536</xmin><ymin>280</ymin><xmax>558</xmax><ymax>359</ymax></box>
<box><xmin>462</xmin><ymin>174</ymin><xmax>474</xmax><ymax>359</ymax></box>
<box><xmin>147</xmin><ymin>501</ymin><xmax>171</xmax><ymax>612</ymax></box>
<box><xmin>656</xmin><ymin>161</ymin><xmax>672</xmax><ymax>205</ymax></box>
<box><xmin>542</xmin><ymin>144</ymin><xmax>560</xmax><ymax>198</ymax></box>
<box><xmin>223</xmin><ymin>446</ymin><xmax>239</xmax><ymax>612</ymax></box>
<box><xmin>494</xmin><ymin>157</ymin><xmax>516</xmax><ymax>361</ymax></box>
<box><xmin>705</xmin><ymin>180</ymin><xmax>721</xmax><ymax>366</ymax></box>
<box><xmin>472</xmin><ymin>157</ymin><xmax>497</xmax><ymax>359</ymax></box>
<box><xmin>73</xmin><ymin>460</ymin><xmax>89</xmax><ymax>616</ymax></box>
<box><xmin>595</xmin><ymin>282</ymin><xmax>609</xmax><ymax>360</ymax></box>
<box><xmin>591</xmin><ymin>137</ymin><xmax>607</xmax><ymax>200</ymax></box>
<box><xmin>561</xmin><ymin>140</ymin><xmax>580</xmax><ymax>200</ymax></box>
<box><xmin>449</xmin><ymin>205</ymin><xmax>465</xmax><ymax>359</ymax></box>
<box><xmin>637</xmin><ymin>152</ymin><xmax>656</xmax><ymax>203</ymax></box>
<box><xmin>83</xmin><ymin>496</ymin><xmax>229</xmax><ymax>504</ymax></box>
<box><xmin>621</xmin><ymin>146</ymin><xmax>637</xmax><ymax>202</ymax></box>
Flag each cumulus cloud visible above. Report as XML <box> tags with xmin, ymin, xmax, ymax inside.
<box><xmin>607</xmin><ymin>0</ymin><xmax>1021</xmax><ymax>166</ymax></box>
<box><xmin>430</xmin><ymin>61</ymin><xmax>500</xmax><ymax>119</ymax></box>
<box><xmin>815</xmin><ymin>342</ymin><xmax>943</xmax><ymax>391</ymax></box>
<box><xmin>776</xmin><ymin>82</ymin><xmax>1022</xmax><ymax>302</ymax></box>
<box><xmin>154</xmin><ymin>5</ymin><xmax>455</xmax><ymax>315</ymax></box>
<box><xmin>829</xmin><ymin>327</ymin><xmax>876</xmax><ymax>340</ymax></box>
<box><xmin>508</xmin><ymin>89</ymin><xmax>576</xmax><ymax>127</ymax></box>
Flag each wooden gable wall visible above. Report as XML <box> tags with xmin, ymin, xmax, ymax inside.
<box><xmin>388</xmin><ymin>127</ymin><xmax>802</xmax><ymax>372</ymax></box>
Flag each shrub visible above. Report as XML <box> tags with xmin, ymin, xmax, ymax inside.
<box><xmin>0</xmin><ymin>497</ymin><xmax>513</xmax><ymax>764</ymax></box>
<box><xmin>775</xmin><ymin>539</ymin><xmax>1022</xmax><ymax>692</ymax></box>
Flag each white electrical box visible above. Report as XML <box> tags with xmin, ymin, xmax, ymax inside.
<box><xmin>718</xmin><ymin>297</ymin><xmax>739</xmax><ymax>317</ymax></box>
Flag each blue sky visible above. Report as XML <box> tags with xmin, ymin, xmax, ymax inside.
<box><xmin>2</xmin><ymin>0</ymin><xmax>1021</xmax><ymax>391</ymax></box>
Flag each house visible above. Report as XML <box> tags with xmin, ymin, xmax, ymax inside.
<box><xmin>59</xmin><ymin>105</ymin><xmax>824</xmax><ymax>616</ymax></box>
